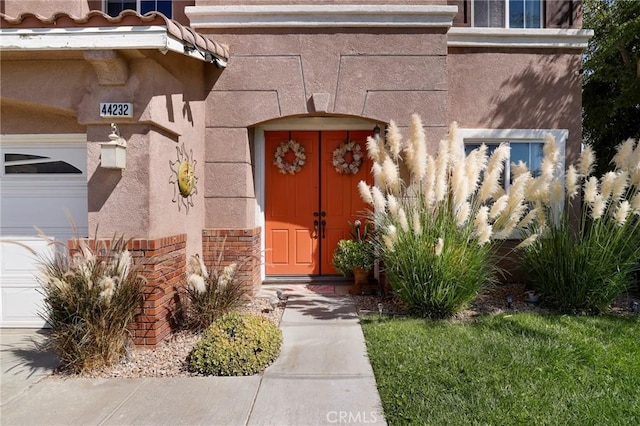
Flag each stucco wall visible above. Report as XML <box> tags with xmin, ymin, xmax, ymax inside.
<box><xmin>82</xmin><ymin>54</ymin><xmax>208</xmax><ymax>259</ymax></box>
<box><xmin>447</xmin><ymin>48</ymin><xmax>584</xmax><ymax>163</ymax></box>
<box><xmin>202</xmin><ymin>27</ymin><xmax>451</xmax><ymax>228</ymax></box>
<box><xmin>0</xmin><ymin>49</ymin><xmax>209</xmax><ymax>259</ymax></box>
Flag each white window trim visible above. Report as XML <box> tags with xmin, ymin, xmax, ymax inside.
<box><xmin>448</xmin><ymin>27</ymin><xmax>593</xmax><ymax>49</ymax></box>
<box><xmin>185</xmin><ymin>5</ymin><xmax>458</xmax><ymax>29</ymax></box>
<box><xmin>471</xmin><ymin>0</ymin><xmax>544</xmax><ymax>29</ymax></box>
<box><xmin>458</xmin><ymin>128</ymin><xmax>568</xmax><ymax>237</ymax></box>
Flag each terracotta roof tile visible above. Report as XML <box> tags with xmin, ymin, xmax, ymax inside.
<box><xmin>0</xmin><ymin>10</ymin><xmax>229</xmax><ymax>61</ymax></box>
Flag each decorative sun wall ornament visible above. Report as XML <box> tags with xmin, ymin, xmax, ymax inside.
<box><xmin>333</xmin><ymin>141</ymin><xmax>363</xmax><ymax>175</ymax></box>
<box><xmin>274</xmin><ymin>139</ymin><xmax>306</xmax><ymax>175</ymax></box>
<box><xmin>169</xmin><ymin>143</ymin><xmax>198</xmax><ymax>213</ymax></box>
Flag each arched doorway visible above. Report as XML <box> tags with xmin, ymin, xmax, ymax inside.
<box><xmin>256</xmin><ymin>117</ymin><xmax>379</xmax><ymax>280</ymax></box>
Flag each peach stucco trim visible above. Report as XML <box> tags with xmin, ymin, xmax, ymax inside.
<box><xmin>0</xmin><ymin>10</ymin><xmax>229</xmax><ymax>62</ymax></box>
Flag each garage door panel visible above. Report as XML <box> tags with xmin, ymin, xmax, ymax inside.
<box><xmin>1</xmin><ymin>194</ymin><xmax>87</xmax><ymax>238</ymax></box>
<box><xmin>0</xmin><ymin>134</ymin><xmax>86</xmax><ymax>328</ymax></box>
<box><xmin>1</xmin><ymin>239</ymin><xmax>51</xmax><ymax>277</ymax></box>
<box><xmin>1</xmin><ymin>287</ymin><xmax>46</xmax><ymax>327</ymax></box>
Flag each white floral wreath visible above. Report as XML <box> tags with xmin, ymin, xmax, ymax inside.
<box><xmin>332</xmin><ymin>141</ymin><xmax>363</xmax><ymax>175</ymax></box>
<box><xmin>274</xmin><ymin>139</ymin><xmax>306</xmax><ymax>175</ymax></box>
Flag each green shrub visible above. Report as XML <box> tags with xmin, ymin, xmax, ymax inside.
<box><xmin>521</xmin><ymin>139</ymin><xmax>640</xmax><ymax>312</ymax></box>
<box><xmin>179</xmin><ymin>238</ymin><xmax>251</xmax><ymax>331</ymax></box>
<box><xmin>188</xmin><ymin>313</ymin><xmax>282</xmax><ymax>376</ymax></box>
<box><xmin>332</xmin><ymin>239</ymin><xmax>374</xmax><ymax>276</ymax></box>
<box><xmin>38</xmin><ymin>235</ymin><xmax>144</xmax><ymax>373</ymax></box>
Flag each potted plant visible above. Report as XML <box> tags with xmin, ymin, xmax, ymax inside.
<box><xmin>332</xmin><ymin>221</ymin><xmax>374</xmax><ymax>295</ymax></box>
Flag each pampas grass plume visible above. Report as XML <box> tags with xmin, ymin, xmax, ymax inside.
<box><xmin>613</xmin><ymin>138</ymin><xmax>635</xmax><ymax>171</ymax></box>
<box><xmin>366</xmin><ymin>136</ymin><xmax>381</xmax><ymax>163</ymax></box>
<box><xmin>591</xmin><ymin>194</ymin><xmax>606</xmax><ymax>220</ymax></box>
<box><xmin>382</xmin><ymin>235</ymin><xmax>395</xmax><ymax>252</ymax></box>
<box><xmin>578</xmin><ymin>144</ymin><xmax>595</xmax><ymax>177</ymax></box>
<box><xmin>456</xmin><ymin>202</ymin><xmax>471</xmax><ymax>227</ymax></box>
<box><xmin>358</xmin><ymin>181</ymin><xmax>374</xmax><ymax>205</ymax></box>
<box><xmin>382</xmin><ymin>156</ymin><xmax>401</xmax><ymax>194</ymax></box>
<box><xmin>387</xmin><ymin>194</ymin><xmax>400</xmax><ymax>217</ymax></box>
<box><xmin>405</xmin><ymin>114</ymin><xmax>427</xmax><ymax>181</ymax></box>
<box><xmin>386</xmin><ymin>120</ymin><xmax>403</xmax><ymax>161</ymax></box>
<box><xmin>600</xmin><ymin>171</ymin><xmax>617</xmax><ymax>201</ymax></box>
<box><xmin>512</xmin><ymin>160</ymin><xmax>529</xmax><ymax>179</ymax></box>
<box><xmin>565</xmin><ymin>165</ymin><xmax>579</xmax><ymax>199</ymax></box>
<box><xmin>398</xmin><ymin>208</ymin><xmax>409</xmax><ymax>232</ymax></box>
<box><xmin>372</xmin><ymin>162</ymin><xmax>387</xmax><ymax>192</ymax></box>
<box><xmin>434</xmin><ymin>138</ymin><xmax>450</xmax><ymax>202</ymax></box>
<box><xmin>371</xmin><ymin>186</ymin><xmax>387</xmax><ymax>213</ymax></box>
<box><xmin>614</xmin><ymin>201</ymin><xmax>630</xmax><ymax>226</ymax></box>
<box><xmin>425</xmin><ymin>155</ymin><xmax>436</xmax><ymax>208</ymax></box>
<box><xmin>489</xmin><ymin>195</ymin><xmax>509</xmax><ymax>220</ymax></box>
<box><xmin>550</xmin><ymin>179</ymin><xmax>564</xmax><ymax>205</ymax></box>
<box><xmin>612</xmin><ymin>171</ymin><xmax>628</xmax><ymax>201</ymax></box>
<box><xmin>516</xmin><ymin>234</ymin><xmax>538</xmax><ymax>249</ymax></box>
<box><xmin>412</xmin><ymin>212</ymin><xmax>422</xmax><ymax>235</ymax></box>
<box><xmin>583</xmin><ymin>176</ymin><xmax>598</xmax><ymax>203</ymax></box>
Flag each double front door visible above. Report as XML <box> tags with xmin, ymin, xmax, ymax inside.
<box><xmin>265</xmin><ymin>130</ymin><xmax>373</xmax><ymax>276</ymax></box>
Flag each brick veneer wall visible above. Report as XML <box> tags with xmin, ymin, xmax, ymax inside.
<box><xmin>130</xmin><ymin>234</ymin><xmax>186</xmax><ymax>346</ymax></box>
<box><xmin>68</xmin><ymin>234</ymin><xmax>186</xmax><ymax>347</ymax></box>
<box><xmin>202</xmin><ymin>228</ymin><xmax>262</xmax><ymax>296</ymax></box>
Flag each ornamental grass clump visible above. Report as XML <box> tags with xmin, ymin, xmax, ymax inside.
<box><xmin>520</xmin><ymin>138</ymin><xmax>640</xmax><ymax>312</ymax></box>
<box><xmin>180</xmin><ymin>238</ymin><xmax>250</xmax><ymax>332</ymax></box>
<box><xmin>38</xmin><ymin>235</ymin><xmax>144</xmax><ymax>373</ymax></box>
<box><xmin>359</xmin><ymin>115</ymin><xmax>528</xmax><ymax>317</ymax></box>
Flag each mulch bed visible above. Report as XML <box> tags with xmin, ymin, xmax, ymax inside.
<box><xmin>353</xmin><ymin>282</ymin><xmax>640</xmax><ymax>320</ymax></box>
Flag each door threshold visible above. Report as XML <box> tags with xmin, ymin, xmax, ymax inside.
<box><xmin>263</xmin><ymin>275</ymin><xmax>350</xmax><ymax>285</ymax></box>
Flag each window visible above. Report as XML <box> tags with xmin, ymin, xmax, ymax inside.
<box><xmin>473</xmin><ymin>0</ymin><xmax>542</xmax><ymax>28</ymax></box>
<box><xmin>465</xmin><ymin>141</ymin><xmax>544</xmax><ymax>195</ymax></box>
<box><xmin>459</xmin><ymin>129</ymin><xmax>567</xmax><ymax>193</ymax></box>
<box><xmin>105</xmin><ymin>0</ymin><xmax>172</xmax><ymax>18</ymax></box>
<box><xmin>3</xmin><ymin>153</ymin><xmax>82</xmax><ymax>174</ymax></box>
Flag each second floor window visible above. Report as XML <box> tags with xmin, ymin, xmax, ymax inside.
<box><xmin>474</xmin><ymin>0</ymin><xmax>542</xmax><ymax>28</ymax></box>
<box><xmin>106</xmin><ymin>0</ymin><xmax>172</xmax><ymax>18</ymax></box>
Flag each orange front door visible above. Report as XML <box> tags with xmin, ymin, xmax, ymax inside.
<box><xmin>265</xmin><ymin>130</ymin><xmax>372</xmax><ymax>276</ymax></box>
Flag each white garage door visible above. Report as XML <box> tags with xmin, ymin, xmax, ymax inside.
<box><xmin>0</xmin><ymin>134</ymin><xmax>87</xmax><ymax>328</ymax></box>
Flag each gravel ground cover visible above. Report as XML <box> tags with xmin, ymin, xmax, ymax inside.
<box><xmin>72</xmin><ymin>298</ymin><xmax>284</xmax><ymax>378</ymax></box>
<box><xmin>63</xmin><ymin>283</ymin><xmax>637</xmax><ymax>378</ymax></box>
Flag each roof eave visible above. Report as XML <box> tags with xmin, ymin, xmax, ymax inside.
<box><xmin>0</xmin><ymin>25</ymin><xmax>227</xmax><ymax>67</ymax></box>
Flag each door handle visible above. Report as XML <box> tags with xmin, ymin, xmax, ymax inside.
<box><xmin>321</xmin><ymin>220</ymin><xmax>326</xmax><ymax>239</ymax></box>
<box><xmin>313</xmin><ymin>220</ymin><xmax>319</xmax><ymax>239</ymax></box>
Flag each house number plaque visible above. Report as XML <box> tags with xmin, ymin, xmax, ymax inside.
<box><xmin>100</xmin><ymin>103</ymin><xmax>133</xmax><ymax>118</ymax></box>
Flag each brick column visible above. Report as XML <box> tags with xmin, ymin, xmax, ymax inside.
<box><xmin>202</xmin><ymin>228</ymin><xmax>261</xmax><ymax>296</ymax></box>
<box><xmin>68</xmin><ymin>233</ymin><xmax>187</xmax><ymax>348</ymax></box>
<box><xmin>131</xmin><ymin>234</ymin><xmax>187</xmax><ymax>346</ymax></box>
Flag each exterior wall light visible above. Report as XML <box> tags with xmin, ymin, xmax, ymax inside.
<box><xmin>373</xmin><ymin>125</ymin><xmax>381</xmax><ymax>140</ymax></box>
<box><xmin>101</xmin><ymin>123</ymin><xmax>127</xmax><ymax>169</ymax></box>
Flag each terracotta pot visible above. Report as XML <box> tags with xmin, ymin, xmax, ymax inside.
<box><xmin>349</xmin><ymin>267</ymin><xmax>370</xmax><ymax>295</ymax></box>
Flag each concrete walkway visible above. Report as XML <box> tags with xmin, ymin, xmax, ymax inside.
<box><xmin>1</xmin><ymin>289</ymin><xmax>386</xmax><ymax>425</ymax></box>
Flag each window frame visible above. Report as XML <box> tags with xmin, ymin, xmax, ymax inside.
<box><xmin>103</xmin><ymin>0</ymin><xmax>173</xmax><ymax>18</ymax></box>
<box><xmin>471</xmin><ymin>0</ymin><xmax>544</xmax><ymax>29</ymax></box>
<box><xmin>458</xmin><ymin>128</ymin><xmax>568</xmax><ymax>236</ymax></box>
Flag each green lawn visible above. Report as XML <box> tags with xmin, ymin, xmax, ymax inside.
<box><xmin>361</xmin><ymin>313</ymin><xmax>640</xmax><ymax>425</ymax></box>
